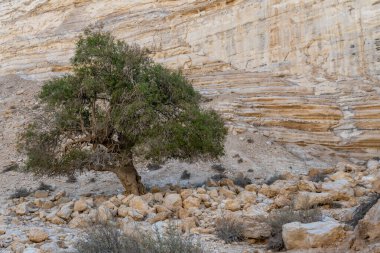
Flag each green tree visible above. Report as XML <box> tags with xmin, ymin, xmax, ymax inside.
<box><xmin>19</xmin><ymin>28</ymin><xmax>227</xmax><ymax>195</ymax></box>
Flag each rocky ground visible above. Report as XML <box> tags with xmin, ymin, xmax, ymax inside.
<box><xmin>1</xmin><ymin>75</ymin><xmax>380</xmax><ymax>252</ymax></box>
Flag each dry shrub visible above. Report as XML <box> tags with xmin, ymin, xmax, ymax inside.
<box><xmin>233</xmin><ymin>173</ymin><xmax>252</xmax><ymax>188</ymax></box>
<box><xmin>10</xmin><ymin>187</ymin><xmax>31</xmax><ymax>199</ymax></box>
<box><xmin>215</xmin><ymin>216</ymin><xmax>245</xmax><ymax>243</ymax></box>
<box><xmin>37</xmin><ymin>181</ymin><xmax>54</xmax><ymax>191</ymax></box>
<box><xmin>265</xmin><ymin>174</ymin><xmax>284</xmax><ymax>185</ymax></box>
<box><xmin>76</xmin><ymin>222</ymin><xmax>204</xmax><ymax>253</ymax></box>
<box><xmin>267</xmin><ymin>208</ymin><xmax>322</xmax><ymax>251</ymax></box>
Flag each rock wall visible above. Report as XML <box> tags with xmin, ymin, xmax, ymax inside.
<box><xmin>1</xmin><ymin>0</ymin><xmax>380</xmax><ymax>158</ymax></box>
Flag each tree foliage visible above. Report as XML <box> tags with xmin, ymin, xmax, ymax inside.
<box><xmin>18</xmin><ymin>27</ymin><xmax>226</xmax><ymax>192</ymax></box>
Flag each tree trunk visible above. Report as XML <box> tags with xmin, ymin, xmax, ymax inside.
<box><xmin>113</xmin><ymin>162</ymin><xmax>145</xmax><ymax>195</ymax></box>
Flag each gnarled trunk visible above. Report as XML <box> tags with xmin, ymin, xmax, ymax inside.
<box><xmin>113</xmin><ymin>162</ymin><xmax>145</xmax><ymax>195</ymax></box>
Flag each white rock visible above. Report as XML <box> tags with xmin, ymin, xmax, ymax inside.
<box><xmin>367</xmin><ymin>159</ymin><xmax>379</xmax><ymax>170</ymax></box>
<box><xmin>282</xmin><ymin>221</ymin><xmax>346</xmax><ymax>250</ymax></box>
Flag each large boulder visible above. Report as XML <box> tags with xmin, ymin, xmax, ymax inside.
<box><xmin>282</xmin><ymin>221</ymin><xmax>346</xmax><ymax>250</ymax></box>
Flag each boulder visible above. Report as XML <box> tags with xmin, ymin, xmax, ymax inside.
<box><xmin>282</xmin><ymin>221</ymin><xmax>346</xmax><ymax>250</ymax></box>
<box><xmin>28</xmin><ymin>228</ymin><xmax>49</xmax><ymax>243</ymax></box>
<box><xmin>238</xmin><ymin>190</ymin><xmax>256</xmax><ymax>205</ymax></box>
<box><xmin>163</xmin><ymin>194</ymin><xmax>182</xmax><ymax>211</ymax></box>
<box><xmin>129</xmin><ymin>196</ymin><xmax>149</xmax><ymax>216</ymax></box>
<box><xmin>73</xmin><ymin>199</ymin><xmax>88</xmax><ymax>212</ymax></box>
<box><xmin>97</xmin><ymin>205</ymin><xmax>113</xmax><ymax>222</ymax></box>
<box><xmin>224</xmin><ymin>199</ymin><xmax>241</xmax><ymax>211</ymax></box>
<box><xmin>367</xmin><ymin>159</ymin><xmax>379</xmax><ymax>170</ymax></box>
<box><xmin>56</xmin><ymin>203</ymin><xmax>73</xmax><ymax>220</ymax></box>
<box><xmin>321</xmin><ymin>179</ymin><xmax>354</xmax><ymax>200</ymax></box>
<box><xmin>183</xmin><ymin>196</ymin><xmax>201</xmax><ymax>209</ymax></box>
<box><xmin>15</xmin><ymin>203</ymin><xmax>29</xmax><ymax>215</ymax></box>
<box><xmin>243</xmin><ymin>218</ymin><xmax>271</xmax><ymax>239</ymax></box>
<box><xmin>297</xmin><ymin>180</ymin><xmax>316</xmax><ymax>192</ymax></box>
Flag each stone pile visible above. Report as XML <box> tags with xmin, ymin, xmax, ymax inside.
<box><xmin>0</xmin><ymin>161</ymin><xmax>379</xmax><ymax>252</ymax></box>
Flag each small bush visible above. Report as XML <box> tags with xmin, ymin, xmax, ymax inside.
<box><xmin>267</xmin><ymin>208</ymin><xmax>322</xmax><ymax>251</ymax></box>
<box><xmin>233</xmin><ymin>174</ymin><xmax>252</xmax><ymax>188</ymax></box>
<box><xmin>10</xmin><ymin>188</ymin><xmax>31</xmax><ymax>199</ymax></box>
<box><xmin>147</xmin><ymin>163</ymin><xmax>162</xmax><ymax>171</ymax></box>
<box><xmin>37</xmin><ymin>182</ymin><xmax>54</xmax><ymax>191</ymax></box>
<box><xmin>210</xmin><ymin>174</ymin><xmax>227</xmax><ymax>182</ymax></box>
<box><xmin>265</xmin><ymin>174</ymin><xmax>284</xmax><ymax>185</ymax></box>
<box><xmin>89</xmin><ymin>177</ymin><xmax>96</xmax><ymax>183</ymax></box>
<box><xmin>348</xmin><ymin>193</ymin><xmax>380</xmax><ymax>227</ymax></box>
<box><xmin>211</xmin><ymin>164</ymin><xmax>225</xmax><ymax>173</ymax></box>
<box><xmin>76</xmin><ymin>222</ymin><xmax>204</xmax><ymax>253</ymax></box>
<box><xmin>309</xmin><ymin>172</ymin><xmax>327</xmax><ymax>183</ymax></box>
<box><xmin>180</xmin><ymin>170</ymin><xmax>191</xmax><ymax>180</ymax></box>
<box><xmin>66</xmin><ymin>174</ymin><xmax>77</xmax><ymax>183</ymax></box>
<box><xmin>215</xmin><ymin>216</ymin><xmax>245</xmax><ymax>243</ymax></box>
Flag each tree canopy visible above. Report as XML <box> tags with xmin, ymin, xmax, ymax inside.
<box><xmin>19</xmin><ymin>28</ymin><xmax>227</xmax><ymax>194</ymax></box>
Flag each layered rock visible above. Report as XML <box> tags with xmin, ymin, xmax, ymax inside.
<box><xmin>1</xmin><ymin>0</ymin><xmax>380</xmax><ymax>158</ymax></box>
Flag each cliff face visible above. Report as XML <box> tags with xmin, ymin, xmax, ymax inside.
<box><xmin>1</xmin><ymin>0</ymin><xmax>380</xmax><ymax>158</ymax></box>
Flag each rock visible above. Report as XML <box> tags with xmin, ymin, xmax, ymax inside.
<box><xmin>34</xmin><ymin>190</ymin><xmax>49</xmax><ymax>198</ymax></box>
<box><xmin>129</xmin><ymin>196</ymin><xmax>149</xmax><ymax>216</ymax></box>
<box><xmin>245</xmin><ymin>184</ymin><xmax>258</xmax><ymax>193</ymax></box>
<box><xmin>224</xmin><ymin>199</ymin><xmax>241</xmax><ymax>211</ymax></box>
<box><xmin>293</xmin><ymin>192</ymin><xmax>333</xmax><ymax>210</ymax></box>
<box><xmin>28</xmin><ymin>228</ymin><xmax>49</xmax><ymax>243</ymax></box>
<box><xmin>53</xmin><ymin>191</ymin><xmax>66</xmax><ymax>201</ymax></box>
<box><xmin>23</xmin><ymin>248</ymin><xmax>41</xmax><ymax>253</ymax></box>
<box><xmin>321</xmin><ymin>179</ymin><xmax>354</xmax><ymax>200</ymax></box>
<box><xmin>118</xmin><ymin>205</ymin><xmax>130</xmax><ymax>218</ymax></box>
<box><xmin>57</xmin><ymin>203</ymin><xmax>73</xmax><ymax>220</ymax></box>
<box><xmin>243</xmin><ymin>218</ymin><xmax>271</xmax><ymax>239</ymax></box>
<box><xmin>238</xmin><ymin>190</ymin><xmax>256</xmax><ymax>205</ymax></box>
<box><xmin>219</xmin><ymin>188</ymin><xmax>236</xmax><ymax>199</ymax></box>
<box><xmin>297</xmin><ymin>180</ymin><xmax>316</xmax><ymax>192</ymax></box>
<box><xmin>367</xmin><ymin>159</ymin><xmax>379</xmax><ymax>170</ymax></box>
<box><xmin>50</xmin><ymin>216</ymin><xmax>65</xmax><ymax>225</ymax></box>
<box><xmin>180</xmin><ymin>189</ymin><xmax>193</xmax><ymax>200</ymax></box>
<box><xmin>98</xmin><ymin>205</ymin><xmax>113</xmax><ymax>222</ymax></box>
<box><xmin>282</xmin><ymin>221</ymin><xmax>346</xmax><ymax>250</ymax></box>
<box><xmin>15</xmin><ymin>203</ymin><xmax>29</xmax><ymax>215</ymax></box>
<box><xmin>40</xmin><ymin>242</ymin><xmax>60</xmax><ymax>253</ymax></box>
<box><xmin>243</xmin><ymin>204</ymin><xmax>270</xmax><ymax>219</ymax></box>
<box><xmin>147</xmin><ymin>211</ymin><xmax>171</xmax><ymax>224</ymax></box>
<box><xmin>355</xmin><ymin>199</ymin><xmax>380</xmax><ymax>243</ymax></box>
<box><xmin>329</xmin><ymin>171</ymin><xmax>353</xmax><ymax>182</ymax></box>
<box><xmin>73</xmin><ymin>199</ymin><xmax>88</xmax><ymax>212</ymax></box>
<box><xmin>183</xmin><ymin>196</ymin><xmax>201</xmax><ymax>209</ymax></box>
<box><xmin>69</xmin><ymin>215</ymin><xmax>91</xmax><ymax>228</ymax></box>
<box><xmin>181</xmin><ymin>217</ymin><xmax>198</xmax><ymax>233</ymax></box>
<box><xmin>163</xmin><ymin>194</ymin><xmax>182</xmax><ymax>211</ymax></box>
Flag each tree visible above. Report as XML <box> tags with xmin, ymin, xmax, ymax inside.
<box><xmin>19</xmin><ymin>28</ymin><xmax>227</xmax><ymax>195</ymax></box>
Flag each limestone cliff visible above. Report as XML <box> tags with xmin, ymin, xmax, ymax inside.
<box><xmin>1</xmin><ymin>0</ymin><xmax>380</xmax><ymax>158</ymax></box>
